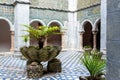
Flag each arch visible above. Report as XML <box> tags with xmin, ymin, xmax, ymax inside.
<box><xmin>30</xmin><ymin>19</ymin><xmax>46</xmax><ymax>26</ymax></box>
<box><xmin>80</xmin><ymin>19</ymin><xmax>94</xmax><ymax>31</ymax></box>
<box><xmin>47</xmin><ymin>20</ymin><xmax>64</xmax><ymax>28</ymax></box>
<box><xmin>93</xmin><ymin>18</ymin><xmax>101</xmax><ymax>31</ymax></box>
<box><xmin>0</xmin><ymin>19</ymin><xmax>11</xmax><ymax>52</ymax></box>
<box><xmin>94</xmin><ymin>18</ymin><xmax>101</xmax><ymax>50</ymax></box>
<box><xmin>30</xmin><ymin>19</ymin><xmax>46</xmax><ymax>46</ymax></box>
<box><xmin>82</xmin><ymin>21</ymin><xmax>93</xmax><ymax>48</ymax></box>
<box><xmin>0</xmin><ymin>17</ymin><xmax>14</xmax><ymax>31</ymax></box>
<box><xmin>47</xmin><ymin>20</ymin><xmax>62</xmax><ymax>47</ymax></box>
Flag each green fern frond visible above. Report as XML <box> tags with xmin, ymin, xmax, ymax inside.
<box><xmin>82</xmin><ymin>52</ymin><xmax>106</xmax><ymax>78</ymax></box>
<box><xmin>22</xmin><ymin>25</ymin><xmax>62</xmax><ymax>41</ymax></box>
<box><xmin>21</xmin><ymin>35</ymin><xmax>29</xmax><ymax>43</ymax></box>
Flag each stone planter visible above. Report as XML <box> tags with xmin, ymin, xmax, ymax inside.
<box><xmin>27</xmin><ymin>62</ymin><xmax>43</xmax><ymax>78</ymax></box>
<box><xmin>47</xmin><ymin>58</ymin><xmax>61</xmax><ymax>72</ymax></box>
<box><xmin>20</xmin><ymin>45</ymin><xmax>61</xmax><ymax>78</ymax></box>
<box><xmin>79</xmin><ymin>76</ymin><xmax>106</xmax><ymax>80</ymax></box>
<box><xmin>20</xmin><ymin>46</ymin><xmax>61</xmax><ymax>62</ymax></box>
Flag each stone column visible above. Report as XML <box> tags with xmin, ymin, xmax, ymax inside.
<box><xmin>14</xmin><ymin>0</ymin><xmax>30</xmax><ymax>55</ymax></box>
<box><xmin>92</xmin><ymin>31</ymin><xmax>98</xmax><ymax>50</ymax></box>
<box><xmin>10</xmin><ymin>31</ymin><xmax>14</xmax><ymax>53</ymax></box>
<box><xmin>79</xmin><ymin>31</ymin><xmax>84</xmax><ymax>50</ymax></box>
<box><xmin>101</xmin><ymin>0</ymin><xmax>106</xmax><ymax>53</ymax></box>
<box><xmin>106</xmin><ymin>0</ymin><xmax>120</xmax><ymax>80</ymax></box>
<box><xmin>44</xmin><ymin>37</ymin><xmax>47</xmax><ymax>47</ymax></box>
<box><xmin>61</xmin><ymin>32</ymin><xmax>65</xmax><ymax>49</ymax></box>
<box><xmin>68</xmin><ymin>0</ymin><xmax>77</xmax><ymax>49</ymax></box>
<box><xmin>63</xmin><ymin>21</ymin><xmax>68</xmax><ymax>50</ymax></box>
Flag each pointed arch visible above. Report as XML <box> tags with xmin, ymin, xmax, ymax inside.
<box><xmin>80</xmin><ymin>19</ymin><xmax>94</xmax><ymax>48</ymax></box>
<box><xmin>93</xmin><ymin>18</ymin><xmax>101</xmax><ymax>31</ymax></box>
<box><xmin>93</xmin><ymin>18</ymin><xmax>101</xmax><ymax>50</ymax></box>
<box><xmin>80</xmin><ymin>19</ymin><xmax>94</xmax><ymax>31</ymax></box>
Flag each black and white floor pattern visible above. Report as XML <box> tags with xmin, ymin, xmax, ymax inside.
<box><xmin>0</xmin><ymin>51</ymin><xmax>89</xmax><ymax>80</ymax></box>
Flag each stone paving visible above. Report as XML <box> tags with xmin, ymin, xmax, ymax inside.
<box><xmin>0</xmin><ymin>51</ymin><xmax>89</xmax><ymax>80</ymax></box>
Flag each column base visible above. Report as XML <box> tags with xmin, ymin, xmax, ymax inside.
<box><xmin>14</xmin><ymin>50</ymin><xmax>22</xmax><ymax>57</ymax></box>
<box><xmin>10</xmin><ymin>48</ymin><xmax>14</xmax><ymax>53</ymax></box>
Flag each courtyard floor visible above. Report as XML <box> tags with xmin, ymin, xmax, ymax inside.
<box><xmin>0</xmin><ymin>51</ymin><xmax>89</xmax><ymax>80</ymax></box>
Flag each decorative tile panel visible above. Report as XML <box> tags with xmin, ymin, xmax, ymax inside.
<box><xmin>30</xmin><ymin>8</ymin><xmax>68</xmax><ymax>24</ymax></box>
<box><xmin>77</xmin><ymin>5</ymin><xmax>100</xmax><ymax>23</ymax></box>
<box><xmin>77</xmin><ymin>0</ymin><xmax>100</xmax><ymax>9</ymax></box>
<box><xmin>30</xmin><ymin>0</ymin><xmax>68</xmax><ymax>10</ymax></box>
<box><xmin>0</xmin><ymin>0</ymin><xmax>14</xmax><ymax>4</ymax></box>
<box><xmin>0</xmin><ymin>5</ymin><xmax>14</xmax><ymax>23</ymax></box>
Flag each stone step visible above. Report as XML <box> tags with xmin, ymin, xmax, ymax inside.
<box><xmin>0</xmin><ymin>52</ymin><xmax>13</xmax><ymax>56</ymax></box>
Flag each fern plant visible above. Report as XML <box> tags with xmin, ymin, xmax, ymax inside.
<box><xmin>81</xmin><ymin>53</ymin><xmax>106</xmax><ymax>80</ymax></box>
<box><xmin>21</xmin><ymin>35</ymin><xmax>29</xmax><ymax>46</ymax></box>
<box><xmin>23</xmin><ymin>25</ymin><xmax>61</xmax><ymax>49</ymax></box>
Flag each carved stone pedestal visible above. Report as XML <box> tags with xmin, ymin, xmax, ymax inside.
<box><xmin>27</xmin><ymin>61</ymin><xmax>43</xmax><ymax>78</ymax></box>
<box><xmin>47</xmin><ymin>58</ymin><xmax>62</xmax><ymax>72</ymax></box>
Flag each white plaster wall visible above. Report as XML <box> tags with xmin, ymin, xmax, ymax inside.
<box><xmin>14</xmin><ymin>2</ymin><xmax>30</xmax><ymax>52</ymax></box>
<box><xmin>101</xmin><ymin>0</ymin><xmax>106</xmax><ymax>53</ymax></box>
<box><xmin>63</xmin><ymin>21</ymin><xmax>68</xmax><ymax>49</ymax></box>
<box><xmin>68</xmin><ymin>0</ymin><xmax>77</xmax><ymax>11</ymax></box>
<box><xmin>67</xmin><ymin>0</ymin><xmax>78</xmax><ymax>49</ymax></box>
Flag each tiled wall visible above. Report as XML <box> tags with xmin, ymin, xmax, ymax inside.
<box><xmin>30</xmin><ymin>8</ymin><xmax>68</xmax><ymax>24</ymax></box>
<box><xmin>30</xmin><ymin>0</ymin><xmax>68</xmax><ymax>10</ymax></box>
<box><xmin>0</xmin><ymin>5</ymin><xmax>14</xmax><ymax>23</ymax></box>
<box><xmin>77</xmin><ymin>0</ymin><xmax>100</xmax><ymax>9</ymax></box>
<box><xmin>0</xmin><ymin>0</ymin><xmax>14</xmax><ymax>4</ymax></box>
<box><xmin>77</xmin><ymin>5</ymin><xmax>100</xmax><ymax>23</ymax></box>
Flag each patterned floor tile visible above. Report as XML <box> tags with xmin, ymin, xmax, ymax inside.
<box><xmin>0</xmin><ymin>51</ymin><xmax>89</xmax><ymax>80</ymax></box>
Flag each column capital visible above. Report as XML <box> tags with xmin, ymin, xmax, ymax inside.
<box><xmin>79</xmin><ymin>31</ymin><xmax>84</xmax><ymax>35</ymax></box>
<box><xmin>10</xmin><ymin>31</ymin><xmax>15</xmax><ymax>35</ymax></box>
<box><xmin>92</xmin><ymin>30</ymin><xmax>98</xmax><ymax>34</ymax></box>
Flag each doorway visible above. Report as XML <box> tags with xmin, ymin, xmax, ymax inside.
<box><xmin>83</xmin><ymin>22</ymin><xmax>93</xmax><ymax>48</ymax></box>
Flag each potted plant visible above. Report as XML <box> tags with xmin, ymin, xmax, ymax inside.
<box><xmin>79</xmin><ymin>50</ymin><xmax>106</xmax><ymax>80</ymax></box>
<box><xmin>20</xmin><ymin>25</ymin><xmax>62</xmax><ymax>78</ymax></box>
